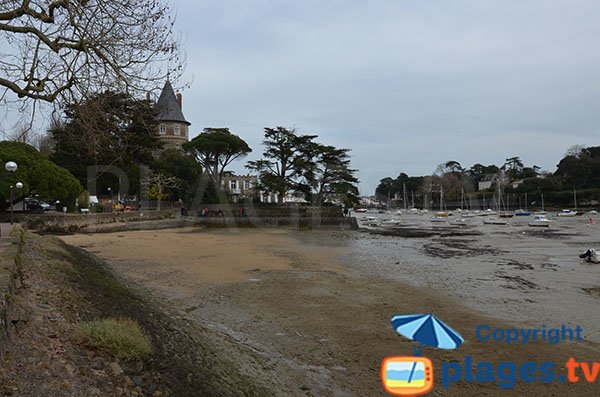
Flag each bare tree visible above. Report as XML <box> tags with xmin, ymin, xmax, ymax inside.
<box><xmin>0</xmin><ymin>0</ymin><xmax>183</xmax><ymax>104</ymax></box>
<box><xmin>142</xmin><ymin>173</ymin><xmax>180</xmax><ymax>211</ymax></box>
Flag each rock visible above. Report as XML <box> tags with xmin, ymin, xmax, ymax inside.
<box><xmin>65</xmin><ymin>364</ymin><xmax>76</xmax><ymax>376</ymax></box>
<box><xmin>109</xmin><ymin>362</ymin><xmax>123</xmax><ymax>376</ymax></box>
<box><xmin>60</xmin><ymin>380</ymin><xmax>70</xmax><ymax>389</ymax></box>
<box><xmin>124</xmin><ymin>376</ymin><xmax>135</xmax><ymax>387</ymax></box>
<box><xmin>91</xmin><ymin>359</ymin><xmax>104</xmax><ymax>370</ymax></box>
<box><xmin>153</xmin><ymin>391</ymin><xmax>164</xmax><ymax>397</ymax></box>
<box><xmin>114</xmin><ymin>387</ymin><xmax>125</xmax><ymax>397</ymax></box>
<box><xmin>87</xmin><ymin>386</ymin><xmax>101</xmax><ymax>396</ymax></box>
<box><xmin>37</xmin><ymin>303</ymin><xmax>51</xmax><ymax>310</ymax></box>
<box><xmin>132</xmin><ymin>376</ymin><xmax>144</xmax><ymax>387</ymax></box>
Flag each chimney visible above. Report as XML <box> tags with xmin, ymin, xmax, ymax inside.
<box><xmin>176</xmin><ymin>93</ymin><xmax>182</xmax><ymax>109</ymax></box>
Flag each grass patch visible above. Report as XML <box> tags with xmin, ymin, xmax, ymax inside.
<box><xmin>76</xmin><ymin>318</ymin><xmax>152</xmax><ymax>360</ymax></box>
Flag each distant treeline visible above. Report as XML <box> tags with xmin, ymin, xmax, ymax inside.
<box><xmin>376</xmin><ymin>146</ymin><xmax>600</xmax><ymax>210</ymax></box>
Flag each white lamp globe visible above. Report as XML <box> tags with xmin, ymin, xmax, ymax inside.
<box><xmin>15</xmin><ymin>182</ymin><xmax>23</xmax><ymax>189</ymax></box>
<box><xmin>5</xmin><ymin>161</ymin><xmax>17</xmax><ymax>172</ymax></box>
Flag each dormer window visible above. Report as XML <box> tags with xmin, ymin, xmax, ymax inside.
<box><xmin>174</xmin><ymin>124</ymin><xmax>181</xmax><ymax>136</ymax></box>
<box><xmin>159</xmin><ymin>123</ymin><xmax>166</xmax><ymax>135</ymax></box>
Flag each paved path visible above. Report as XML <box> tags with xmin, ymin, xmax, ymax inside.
<box><xmin>0</xmin><ymin>223</ymin><xmax>14</xmax><ymax>239</ymax></box>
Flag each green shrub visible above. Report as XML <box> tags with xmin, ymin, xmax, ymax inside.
<box><xmin>76</xmin><ymin>318</ymin><xmax>152</xmax><ymax>360</ymax></box>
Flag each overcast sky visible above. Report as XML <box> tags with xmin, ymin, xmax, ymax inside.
<box><xmin>174</xmin><ymin>0</ymin><xmax>600</xmax><ymax>195</ymax></box>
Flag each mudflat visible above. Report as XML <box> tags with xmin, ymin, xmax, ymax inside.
<box><xmin>61</xmin><ymin>224</ymin><xmax>600</xmax><ymax>396</ymax></box>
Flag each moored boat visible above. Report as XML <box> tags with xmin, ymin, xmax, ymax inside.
<box><xmin>514</xmin><ymin>209</ymin><xmax>531</xmax><ymax>216</ymax></box>
<box><xmin>529</xmin><ymin>214</ymin><xmax>551</xmax><ymax>227</ymax></box>
<box><xmin>499</xmin><ymin>211</ymin><xmax>514</xmax><ymax>218</ymax></box>
<box><xmin>557</xmin><ymin>209</ymin><xmax>577</xmax><ymax>217</ymax></box>
<box><xmin>483</xmin><ymin>217</ymin><xmax>508</xmax><ymax>225</ymax></box>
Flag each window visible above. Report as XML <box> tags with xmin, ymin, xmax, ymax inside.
<box><xmin>174</xmin><ymin>124</ymin><xmax>181</xmax><ymax>135</ymax></box>
<box><xmin>230</xmin><ymin>180</ymin><xmax>237</xmax><ymax>190</ymax></box>
<box><xmin>175</xmin><ymin>143</ymin><xmax>180</xmax><ymax>150</ymax></box>
<box><xmin>244</xmin><ymin>180</ymin><xmax>251</xmax><ymax>190</ymax></box>
<box><xmin>159</xmin><ymin>123</ymin><xmax>166</xmax><ymax>135</ymax></box>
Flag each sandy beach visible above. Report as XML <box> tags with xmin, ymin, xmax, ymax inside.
<box><xmin>60</xmin><ymin>217</ymin><xmax>600</xmax><ymax>396</ymax></box>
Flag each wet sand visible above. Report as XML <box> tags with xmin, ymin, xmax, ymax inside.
<box><xmin>60</xmin><ymin>219</ymin><xmax>600</xmax><ymax>396</ymax></box>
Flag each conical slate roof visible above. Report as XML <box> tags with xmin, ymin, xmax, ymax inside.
<box><xmin>155</xmin><ymin>81</ymin><xmax>190</xmax><ymax>125</ymax></box>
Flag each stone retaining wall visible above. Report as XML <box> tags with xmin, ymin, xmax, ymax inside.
<box><xmin>190</xmin><ymin>216</ymin><xmax>358</xmax><ymax>229</ymax></box>
<box><xmin>9</xmin><ymin>209</ymin><xmax>180</xmax><ymax>234</ymax></box>
<box><xmin>8</xmin><ymin>206</ymin><xmax>354</xmax><ymax>234</ymax></box>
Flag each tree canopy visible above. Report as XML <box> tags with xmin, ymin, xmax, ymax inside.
<box><xmin>0</xmin><ymin>0</ymin><xmax>182</xmax><ymax>104</ymax></box>
<box><xmin>0</xmin><ymin>140</ymin><xmax>82</xmax><ymax>207</ymax></box>
<box><xmin>302</xmin><ymin>144</ymin><xmax>359</xmax><ymax>206</ymax></box>
<box><xmin>247</xmin><ymin>127</ymin><xmax>316</xmax><ymax>204</ymax></box>
<box><xmin>50</xmin><ymin>91</ymin><xmax>162</xmax><ymax>195</ymax></box>
<box><xmin>248</xmin><ymin>127</ymin><xmax>358</xmax><ymax>205</ymax></box>
<box><xmin>184</xmin><ymin>128</ymin><xmax>251</xmax><ymax>191</ymax></box>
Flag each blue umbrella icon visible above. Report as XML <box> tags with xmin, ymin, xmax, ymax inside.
<box><xmin>391</xmin><ymin>314</ymin><xmax>464</xmax><ymax>356</ymax></box>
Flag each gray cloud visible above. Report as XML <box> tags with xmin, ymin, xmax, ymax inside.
<box><xmin>175</xmin><ymin>0</ymin><xmax>600</xmax><ymax>194</ymax></box>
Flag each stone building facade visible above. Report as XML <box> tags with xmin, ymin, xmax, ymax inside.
<box><xmin>221</xmin><ymin>173</ymin><xmax>258</xmax><ymax>202</ymax></box>
<box><xmin>155</xmin><ymin>81</ymin><xmax>191</xmax><ymax>150</ymax></box>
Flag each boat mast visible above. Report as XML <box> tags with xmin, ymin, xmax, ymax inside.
<box><xmin>541</xmin><ymin>193</ymin><xmax>545</xmax><ymax>212</ymax></box>
<box><xmin>411</xmin><ymin>191</ymin><xmax>415</xmax><ymax>208</ymax></box>
<box><xmin>403</xmin><ymin>183</ymin><xmax>407</xmax><ymax>210</ymax></box>
<box><xmin>574</xmin><ymin>189</ymin><xmax>577</xmax><ymax>210</ymax></box>
<box><xmin>525</xmin><ymin>193</ymin><xmax>528</xmax><ymax>212</ymax></box>
<box><xmin>461</xmin><ymin>187</ymin><xmax>465</xmax><ymax>211</ymax></box>
<box><xmin>440</xmin><ymin>185</ymin><xmax>444</xmax><ymax>212</ymax></box>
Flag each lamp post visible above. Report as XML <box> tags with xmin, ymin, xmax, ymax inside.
<box><xmin>4</xmin><ymin>161</ymin><xmax>18</xmax><ymax>226</ymax></box>
<box><xmin>10</xmin><ymin>182</ymin><xmax>23</xmax><ymax>225</ymax></box>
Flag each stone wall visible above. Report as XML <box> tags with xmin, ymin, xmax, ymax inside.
<box><xmin>8</xmin><ymin>206</ymin><xmax>355</xmax><ymax>234</ymax></box>
<box><xmin>8</xmin><ymin>209</ymin><xmax>180</xmax><ymax>234</ymax></box>
<box><xmin>192</xmin><ymin>204</ymin><xmax>343</xmax><ymax>219</ymax></box>
<box><xmin>0</xmin><ymin>227</ymin><xmax>24</xmax><ymax>358</ymax></box>
<box><xmin>191</xmin><ymin>216</ymin><xmax>358</xmax><ymax>230</ymax></box>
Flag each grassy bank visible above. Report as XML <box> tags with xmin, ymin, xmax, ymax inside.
<box><xmin>0</xmin><ymin>231</ymin><xmax>273</xmax><ymax>396</ymax></box>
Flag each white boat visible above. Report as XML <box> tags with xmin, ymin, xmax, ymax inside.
<box><xmin>451</xmin><ymin>218</ymin><xmax>469</xmax><ymax>226</ymax></box>
<box><xmin>354</xmin><ymin>208</ymin><xmax>368</xmax><ymax>213</ymax></box>
<box><xmin>529</xmin><ymin>214</ymin><xmax>550</xmax><ymax>227</ymax></box>
<box><xmin>381</xmin><ymin>219</ymin><xmax>402</xmax><ymax>226</ymax></box>
<box><xmin>483</xmin><ymin>217</ymin><xmax>508</xmax><ymax>225</ymax></box>
<box><xmin>557</xmin><ymin>209</ymin><xmax>577</xmax><ymax>217</ymax></box>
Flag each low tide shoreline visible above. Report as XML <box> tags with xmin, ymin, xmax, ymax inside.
<box><xmin>59</xmin><ymin>225</ymin><xmax>600</xmax><ymax>396</ymax></box>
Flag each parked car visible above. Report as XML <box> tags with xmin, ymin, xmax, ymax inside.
<box><xmin>25</xmin><ymin>200</ymin><xmax>44</xmax><ymax>213</ymax></box>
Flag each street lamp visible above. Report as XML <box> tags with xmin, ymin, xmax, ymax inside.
<box><xmin>4</xmin><ymin>161</ymin><xmax>18</xmax><ymax>225</ymax></box>
<box><xmin>10</xmin><ymin>181</ymin><xmax>23</xmax><ymax>225</ymax></box>
<box><xmin>5</xmin><ymin>161</ymin><xmax>17</xmax><ymax>173</ymax></box>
